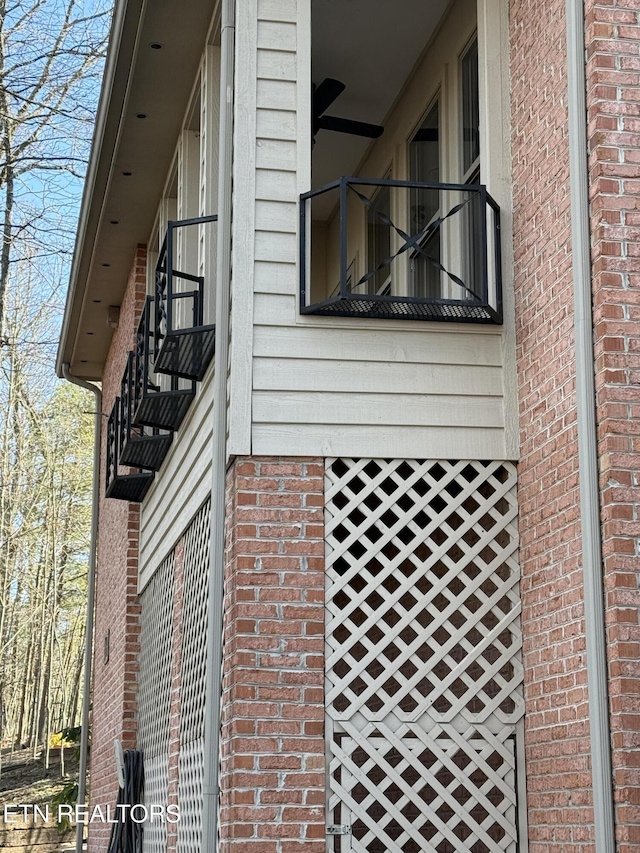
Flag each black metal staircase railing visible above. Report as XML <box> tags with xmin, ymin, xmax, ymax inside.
<box><xmin>154</xmin><ymin>214</ymin><xmax>218</xmax><ymax>381</ymax></box>
<box><xmin>132</xmin><ymin>296</ymin><xmax>196</xmax><ymax>432</ymax></box>
<box><xmin>118</xmin><ymin>351</ymin><xmax>173</xmax><ymax>471</ymax></box>
<box><xmin>299</xmin><ymin>177</ymin><xmax>502</xmax><ymax>323</ymax></box>
<box><xmin>104</xmin><ymin>216</ymin><xmax>217</xmax><ymax>502</ymax></box>
<box><xmin>105</xmin><ymin>399</ymin><xmax>155</xmax><ymax>503</ymax></box>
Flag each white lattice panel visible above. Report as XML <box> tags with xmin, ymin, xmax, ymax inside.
<box><xmin>329</xmin><ymin>726</ymin><xmax>517</xmax><ymax>853</ymax></box>
<box><xmin>176</xmin><ymin>737</ymin><xmax>205</xmax><ymax>853</ymax></box>
<box><xmin>142</xmin><ymin>754</ymin><xmax>168</xmax><ymax>853</ymax></box>
<box><xmin>138</xmin><ymin>553</ymin><xmax>174</xmax><ymax>853</ymax></box>
<box><xmin>325</xmin><ymin>459</ymin><xmax>523</xmax><ymax>853</ymax></box>
<box><xmin>179</xmin><ymin>501</ymin><xmax>210</xmax><ymax>744</ymax></box>
<box><xmin>177</xmin><ymin>501</ymin><xmax>210</xmax><ymax>853</ymax></box>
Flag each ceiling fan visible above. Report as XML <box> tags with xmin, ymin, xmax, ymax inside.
<box><xmin>312</xmin><ymin>78</ymin><xmax>384</xmax><ymax>146</ymax></box>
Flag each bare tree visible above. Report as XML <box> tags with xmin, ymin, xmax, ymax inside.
<box><xmin>0</xmin><ymin>0</ymin><xmax>110</xmax><ymax>767</ymax></box>
<box><xmin>0</xmin><ymin>0</ymin><xmax>111</xmax><ymax>338</ymax></box>
<box><xmin>0</xmin><ymin>280</ymin><xmax>93</xmax><ymax>759</ymax></box>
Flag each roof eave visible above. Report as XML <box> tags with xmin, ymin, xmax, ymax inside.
<box><xmin>56</xmin><ymin>0</ymin><xmax>145</xmax><ymax>379</ymax></box>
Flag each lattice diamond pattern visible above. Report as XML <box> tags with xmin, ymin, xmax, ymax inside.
<box><xmin>177</xmin><ymin>738</ymin><xmax>205</xmax><ymax>853</ymax></box>
<box><xmin>177</xmin><ymin>500</ymin><xmax>210</xmax><ymax>853</ymax></box>
<box><xmin>138</xmin><ymin>552</ymin><xmax>174</xmax><ymax>853</ymax></box>
<box><xmin>325</xmin><ymin>459</ymin><xmax>523</xmax><ymax>853</ymax></box>
<box><xmin>330</xmin><ymin>725</ymin><xmax>516</xmax><ymax>853</ymax></box>
<box><xmin>326</xmin><ymin>459</ymin><xmax>522</xmax><ymax>726</ymax></box>
<box><xmin>142</xmin><ymin>755</ymin><xmax>169</xmax><ymax>853</ymax></box>
<box><xmin>180</xmin><ymin>501</ymin><xmax>210</xmax><ymax>744</ymax></box>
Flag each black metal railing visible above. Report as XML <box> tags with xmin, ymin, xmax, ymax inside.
<box><xmin>132</xmin><ymin>296</ymin><xmax>196</xmax><ymax>432</ymax></box>
<box><xmin>118</xmin><ymin>352</ymin><xmax>173</xmax><ymax>471</ymax></box>
<box><xmin>103</xmin><ymin>211</ymin><xmax>217</xmax><ymax>503</ymax></box>
<box><xmin>299</xmin><ymin>177</ymin><xmax>502</xmax><ymax>323</ymax></box>
<box><xmin>154</xmin><ymin>214</ymin><xmax>217</xmax><ymax>380</ymax></box>
<box><xmin>105</xmin><ymin>399</ymin><xmax>154</xmax><ymax>502</ymax></box>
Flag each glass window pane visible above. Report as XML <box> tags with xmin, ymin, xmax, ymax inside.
<box><xmin>462</xmin><ymin>40</ymin><xmax>479</xmax><ymax>175</ymax></box>
<box><xmin>410</xmin><ymin>102</ymin><xmax>439</xmax><ymax>232</ymax></box>
<box><xmin>366</xmin><ymin>184</ymin><xmax>391</xmax><ymax>295</ymax></box>
<box><xmin>409</xmin><ymin>101</ymin><xmax>440</xmax><ymax>298</ymax></box>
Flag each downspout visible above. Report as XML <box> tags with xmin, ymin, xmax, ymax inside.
<box><xmin>564</xmin><ymin>2</ymin><xmax>616</xmax><ymax>851</ymax></box>
<box><xmin>61</xmin><ymin>364</ymin><xmax>101</xmax><ymax>853</ymax></box>
<box><xmin>202</xmin><ymin>0</ymin><xmax>235</xmax><ymax>849</ymax></box>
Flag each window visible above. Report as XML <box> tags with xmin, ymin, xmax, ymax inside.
<box><xmin>462</xmin><ymin>39</ymin><xmax>480</xmax><ymax>180</ymax></box>
<box><xmin>366</xmin><ymin>182</ymin><xmax>392</xmax><ymax>295</ymax></box>
<box><xmin>461</xmin><ymin>38</ymin><xmax>482</xmax><ymax>300</ymax></box>
<box><xmin>409</xmin><ymin>100</ymin><xmax>440</xmax><ymax>298</ymax></box>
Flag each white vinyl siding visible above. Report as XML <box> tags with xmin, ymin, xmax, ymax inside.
<box><xmin>251</xmin><ymin>319</ymin><xmax>506</xmax><ymax>457</ymax></box>
<box><xmin>227</xmin><ymin>0</ymin><xmax>516</xmax><ymax>462</ymax></box>
<box><xmin>138</xmin><ymin>370</ymin><xmax>213</xmax><ymax>592</ymax></box>
<box><xmin>139</xmin><ymin>46</ymin><xmax>221</xmax><ymax>591</ymax></box>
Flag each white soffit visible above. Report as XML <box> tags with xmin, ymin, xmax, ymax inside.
<box><xmin>61</xmin><ymin>0</ymin><xmax>215</xmax><ymax>378</ymax></box>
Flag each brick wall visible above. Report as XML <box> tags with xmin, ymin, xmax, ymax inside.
<box><xmin>509</xmin><ymin>1</ymin><xmax>595</xmax><ymax>850</ymax></box>
<box><xmin>89</xmin><ymin>246</ymin><xmax>147</xmax><ymax>852</ymax></box>
<box><xmin>585</xmin><ymin>4</ymin><xmax>640</xmax><ymax>849</ymax></box>
<box><xmin>219</xmin><ymin>457</ymin><xmax>326</xmax><ymax>853</ymax></box>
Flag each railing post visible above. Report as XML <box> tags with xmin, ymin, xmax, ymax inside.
<box><xmin>191</xmin><ymin>280</ymin><xmax>201</xmax><ymax>328</ymax></box>
<box><xmin>154</xmin><ymin>239</ymin><xmax>166</xmax><ymax>363</ymax></box>
<box><xmin>142</xmin><ymin>297</ymin><xmax>151</xmax><ymax>402</ymax></box>
<box><xmin>134</xmin><ymin>313</ymin><xmax>144</xmax><ymax>414</ymax></box>
<box><xmin>122</xmin><ymin>352</ymin><xmax>136</xmax><ymax>450</ymax></box>
<box><xmin>153</xmin><ymin>272</ymin><xmax>158</xmax><ymax>362</ymax></box>
<box><xmin>492</xmin><ymin>200</ymin><xmax>503</xmax><ymax>322</ymax></box>
<box><xmin>299</xmin><ymin>195</ymin><xmax>307</xmax><ymax>311</ymax></box>
<box><xmin>339</xmin><ymin>177</ymin><xmax>348</xmax><ymax>298</ymax></box>
<box><xmin>479</xmin><ymin>185</ymin><xmax>488</xmax><ymax>304</ymax></box>
<box><xmin>119</xmin><ymin>385</ymin><xmax>126</xmax><ymax>460</ymax></box>
<box><xmin>106</xmin><ymin>405</ymin><xmax>117</xmax><ymax>491</ymax></box>
<box><xmin>166</xmin><ymin>221</ymin><xmax>174</xmax><ymax>337</ymax></box>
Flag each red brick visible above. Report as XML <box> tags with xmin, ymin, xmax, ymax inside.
<box><xmin>220</xmin><ymin>457</ymin><xmax>325</xmax><ymax>847</ymax></box>
<box><xmin>513</xmin><ymin>0</ymin><xmax>640</xmax><ymax>841</ymax></box>
<box><xmin>89</xmin><ymin>248</ymin><xmax>147</xmax><ymax>852</ymax></box>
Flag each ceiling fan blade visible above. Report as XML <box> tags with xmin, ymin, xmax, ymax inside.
<box><xmin>318</xmin><ymin>114</ymin><xmax>384</xmax><ymax>139</ymax></box>
<box><xmin>313</xmin><ymin>78</ymin><xmax>346</xmax><ymax>117</ymax></box>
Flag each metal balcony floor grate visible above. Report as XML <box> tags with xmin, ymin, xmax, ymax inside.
<box><xmin>120</xmin><ymin>433</ymin><xmax>173</xmax><ymax>472</ymax></box>
<box><xmin>301</xmin><ymin>294</ymin><xmax>501</xmax><ymax>323</ymax></box>
<box><xmin>155</xmin><ymin>325</ymin><xmax>216</xmax><ymax>381</ymax></box>
<box><xmin>105</xmin><ymin>472</ymin><xmax>154</xmax><ymax>503</ymax></box>
<box><xmin>133</xmin><ymin>388</ymin><xmax>195</xmax><ymax>432</ymax></box>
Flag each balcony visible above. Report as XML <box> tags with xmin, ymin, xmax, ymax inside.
<box><xmin>118</xmin><ymin>352</ymin><xmax>173</xmax><ymax>471</ymax></box>
<box><xmin>153</xmin><ymin>215</ymin><xmax>217</xmax><ymax>381</ymax></box>
<box><xmin>105</xmin><ymin>400</ymin><xmax>154</xmax><ymax>503</ymax></box>
<box><xmin>132</xmin><ymin>296</ymin><xmax>196</xmax><ymax>432</ymax></box>
<box><xmin>300</xmin><ymin>178</ymin><xmax>502</xmax><ymax>324</ymax></box>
